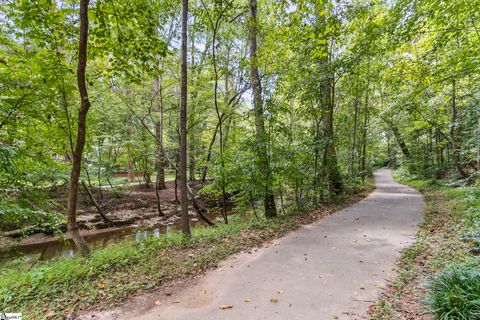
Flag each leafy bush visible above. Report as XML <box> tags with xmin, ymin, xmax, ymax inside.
<box><xmin>0</xmin><ymin>197</ymin><xmax>64</xmax><ymax>232</ymax></box>
<box><xmin>426</xmin><ymin>262</ymin><xmax>480</xmax><ymax>320</ymax></box>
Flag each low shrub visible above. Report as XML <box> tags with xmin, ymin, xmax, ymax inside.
<box><xmin>426</xmin><ymin>261</ymin><xmax>480</xmax><ymax>320</ymax></box>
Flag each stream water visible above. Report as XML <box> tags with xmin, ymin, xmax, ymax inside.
<box><xmin>0</xmin><ymin>220</ymin><xmax>203</xmax><ymax>269</ymax></box>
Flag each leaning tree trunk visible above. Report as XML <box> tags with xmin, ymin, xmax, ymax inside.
<box><xmin>249</xmin><ymin>0</ymin><xmax>277</xmax><ymax>218</ymax></box>
<box><xmin>179</xmin><ymin>0</ymin><xmax>191</xmax><ymax>236</ymax></box>
<box><xmin>386</xmin><ymin>120</ymin><xmax>411</xmax><ymax>161</ymax></box>
<box><xmin>66</xmin><ymin>0</ymin><xmax>91</xmax><ymax>257</ymax></box>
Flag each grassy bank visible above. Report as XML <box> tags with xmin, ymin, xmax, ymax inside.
<box><xmin>371</xmin><ymin>172</ymin><xmax>480</xmax><ymax>320</ymax></box>
<box><xmin>0</xmin><ymin>183</ymin><xmax>372</xmax><ymax>319</ymax></box>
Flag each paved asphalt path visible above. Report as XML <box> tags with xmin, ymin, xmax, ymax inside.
<box><xmin>111</xmin><ymin>169</ymin><xmax>424</xmax><ymax>320</ymax></box>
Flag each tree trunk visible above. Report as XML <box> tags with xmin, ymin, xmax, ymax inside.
<box><xmin>360</xmin><ymin>91</ymin><xmax>369</xmax><ymax>178</ymax></box>
<box><xmin>189</xmin><ymin>30</ymin><xmax>196</xmax><ymax>182</ymax></box>
<box><xmin>317</xmin><ymin>4</ymin><xmax>343</xmax><ymax>196</ymax></box>
<box><xmin>201</xmin><ymin>120</ymin><xmax>220</xmax><ymax>182</ymax></box>
<box><xmin>127</xmin><ymin>126</ymin><xmax>135</xmax><ymax>183</ymax></box>
<box><xmin>350</xmin><ymin>96</ymin><xmax>359</xmax><ymax>175</ymax></box>
<box><xmin>180</xmin><ymin>0</ymin><xmax>191</xmax><ymax>236</ymax></box>
<box><xmin>322</xmin><ymin>80</ymin><xmax>343</xmax><ymax>194</ymax></box>
<box><xmin>67</xmin><ymin>0</ymin><xmax>91</xmax><ymax>257</ymax></box>
<box><xmin>477</xmin><ymin>117</ymin><xmax>480</xmax><ymax>179</ymax></box>
<box><xmin>451</xmin><ymin>80</ymin><xmax>468</xmax><ymax>178</ymax></box>
<box><xmin>385</xmin><ymin>119</ymin><xmax>411</xmax><ymax>160</ymax></box>
<box><xmin>154</xmin><ymin>77</ymin><xmax>167</xmax><ymax>190</ymax></box>
<box><xmin>155</xmin><ymin>173</ymin><xmax>165</xmax><ymax>217</ymax></box>
<box><xmin>249</xmin><ymin>0</ymin><xmax>277</xmax><ymax>218</ymax></box>
<box><xmin>211</xmin><ymin>20</ymin><xmax>228</xmax><ymax>224</ymax></box>
<box><xmin>81</xmin><ymin>181</ymin><xmax>111</xmax><ymax>224</ymax></box>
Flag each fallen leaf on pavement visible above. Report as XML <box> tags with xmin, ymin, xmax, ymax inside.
<box><xmin>219</xmin><ymin>304</ymin><xmax>234</xmax><ymax>310</ymax></box>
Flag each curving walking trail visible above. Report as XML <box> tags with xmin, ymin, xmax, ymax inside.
<box><xmin>104</xmin><ymin>169</ymin><xmax>424</xmax><ymax>320</ymax></box>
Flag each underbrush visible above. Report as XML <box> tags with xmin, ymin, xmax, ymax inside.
<box><xmin>0</xmin><ymin>196</ymin><xmax>64</xmax><ymax>232</ymax></box>
<box><xmin>426</xmin><ymin>260</ymin><xmax>480</xmax><ymax>320</ymax></box>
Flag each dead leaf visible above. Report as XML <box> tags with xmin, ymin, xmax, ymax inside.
<box><xmin>319</xmin><ymin>273</ymin><xmax>333</xmax><ymax>278</ymax></box>
<box><xmin>277</xmin><ymin>289</ymin><xmax>284</xmax><ymax>294</ymax></box>
<box><xmin>46</xmin><ymin>310</ymin><xmax>55</xmax><ymax>318</ymax></box>
<box><xmin>245</xmin><ymin>298</ymin><xmax>251</xmax><ymax>303</ymax></box>
<box><xmin>270</xmin><ymin>298</ymin><xmax>278</xmax><ymax>303</ymax></box>
<box><xmin>219</xmin><ymin>304</ymin><xmax>234</xmax><ymax>310</ymax></box>
<box><xmin>155</xmin><ymin>300</ymin><xmax>161</xmax><ymax>306</ymax></box>
<box><xmin>201</xmin><ymin>290</ymin><xmax>207</xmax><ymax>294</ymax></box>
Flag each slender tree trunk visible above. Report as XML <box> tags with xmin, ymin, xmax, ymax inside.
<box><xmin>350</xmin><ymin>97</ymin><xmax>359</xmax><ymax>175</ymax></box>
<box><xmin>201</xmin><ymin>120</ymin><xmax>220</xmax><ymax>182</ymax></box>
<box><xmin>451</xmin><ymin>80</ymin><xmax>468</xmax><ymax>178</ymax></box>
<box><xmin>435</xmin><ymin>129</ymin><xmax>444</xmax><ymax>169</ymax></box>
<box><xmin>154</xmin><ymin>77</ymin><xmax>167</xmax><ymax>190</ymax></box>
<box><xmin>385</xmin><ymin>119</ymin><xmax>411</xmax><ymax>160</ymax></box>
<box><xmin>67</xmin><ymin>0</ymin><xmax>91</xmax><ymax>257</ymax></box>
<box><xmin>360</xmin><ymin>91</ymin><xmax>369</xmax><ymax>178</ymax></box>
<box><xmin>249</xmin><ymin>0</ymin><xmax>277</xmax><ymax>218</ymax></box>
<box><xmin>477</xmin><ymin>117</ymin><xmax>480</xmax><ymax>179</ymax></box>
<box><xmin>313</xmin><ymin>118</ymin><xmax>321</xmax><ymax>203</ymax></box>
<box><xmin>211</xmin><ymin>22</ymin><xmax>228</xmax><ymax>224</ymax></box>
<box><xmin>154</xmin><ymin>173</ymin><xmax>165</xmax><ymax>217</ymax></box>
<box><xmin>322</xmin><ymin>77</ymin><xmax>343</xmax><ymax>194</ymax></box>
<box><xmin>127</xmin><ymin>127</ymin><xmax>135</xmax><ymax>183</ymax></box>
<box><xmin>153</xmin><ymin>76</ymin><xmax>166</xmax><ymax>217</ymax></box>
<box><xmin>180</xmin><ymin>0</ymin><xmax>191</xmax><ymax>236</ymax></box>
<box><xmin>189</xmin><ymin>29</ymin><xmax>196</xmax><ymax>182</ymax></box>
<box><xmin>317</xmin><ymin>5</ymin><xmax>343</xmax><ymax>196</ymax></box>
<box><xmin>81</xmin><ymin>181</ymin><xmax>111</xmax><ymax>224</ymax></box>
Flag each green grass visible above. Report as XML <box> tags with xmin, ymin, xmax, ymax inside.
<box><xmin>426</xmin><ymin>261</ymin><xmax>480</xmax><ymax>320</ymax></box>
<box><xmin>0</xmin><ymin>219</ymin><xmax>275</xmax><ymax>318</ymax></box>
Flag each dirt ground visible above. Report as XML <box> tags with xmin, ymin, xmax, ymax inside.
<box><xmin>0</xmin><ymin>180</ymin><xmax>222</xmax><ymax>251</ymax></box>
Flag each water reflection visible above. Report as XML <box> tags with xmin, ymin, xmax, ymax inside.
<box><xmin>0</xmin><ymin>223</ymin><xmax>182</xmax><ymax>269</ymax></box>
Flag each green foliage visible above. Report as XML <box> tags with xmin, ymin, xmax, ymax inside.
<box><xmin>0</xmin><ymin>197</ymin><xmax>64</xmax><ymax>232</ymax></box>
<box><xmin>426</xmin><ymin>261</ymin><xmax>480</xmax><ymax>320</ymax></box>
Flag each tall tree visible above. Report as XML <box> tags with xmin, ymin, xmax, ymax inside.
<box><xmin>249</xmin><ymin>0</ymin><xmax>277</xmax><ymax>218</ymax></box>
<box><xmin>66</xmin><ymin>0</ymin><xmax>91</xmax><ymax>256</ymax></box>
<box><xmin>180</xmin><ymin>0</ymin><xmax>191</xmax><ymax>236</ymax></box>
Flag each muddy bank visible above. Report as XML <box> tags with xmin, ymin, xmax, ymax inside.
<box><xmin>0</xmin><ymin>180</ymin><xmax>229</xmax><ymax>266</ymax></box>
